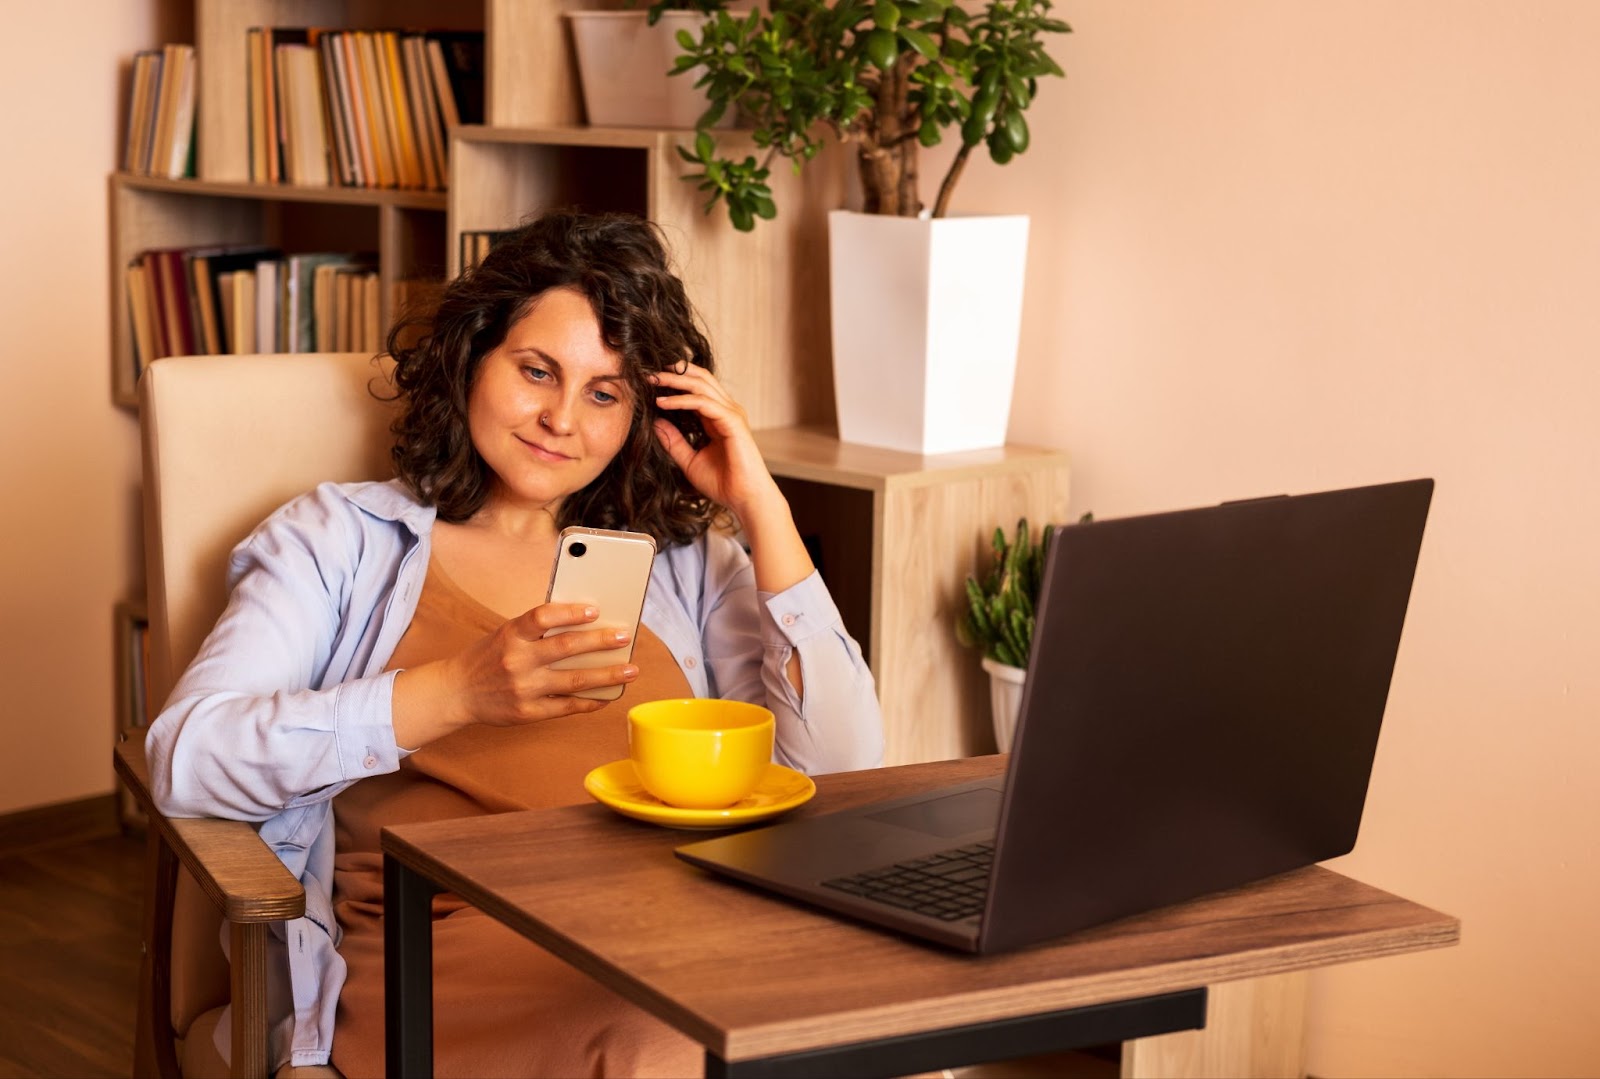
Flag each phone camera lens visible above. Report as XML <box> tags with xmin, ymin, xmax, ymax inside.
<box><xmin>568</xmin><ymin>541</ymin><xmax>587</xmax><ymax>558</ymax></box>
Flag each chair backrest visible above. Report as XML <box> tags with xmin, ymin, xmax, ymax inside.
<box><xmin>141</xmin><ymin>352</ymin><xmax>401</xmax><ymax>709</ymax></box>
<box><xmin>139</xmin><ymin>352</ymin><xmax>400</xmax><ymax>1046</ymax></box>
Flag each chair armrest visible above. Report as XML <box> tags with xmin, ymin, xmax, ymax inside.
<box><xmin>115</xmin><ymin>739</ymin><xmax>305</xmax><ymax>923</ymax></box>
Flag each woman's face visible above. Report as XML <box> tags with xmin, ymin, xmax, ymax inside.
<box><xmin>468</xmin><ymin>286</ymin><xmax>636</xmax><ymax>514</ymax></box>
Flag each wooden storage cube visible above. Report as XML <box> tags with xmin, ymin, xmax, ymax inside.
<box><xmin>451</xmin><ymin>126</ymin><xmax>844</xmax><ymax>430</ymax></box>
<box><xmin>772</xmin><ymin>477</ymin><xmax>877</xmax><ymax>664</ymax></box>
<box><xmin>449</xmin><ymin>135</ymin><xmax>649</xmax><ymax>267</ymax></box>
<box><xmin>195</xmin><ymin>0</ymin><xmax>485</xmax><ymax>182</ymax></box>
<box><xmin>111</xmin><ymin>175</ymin><xmax>446</xmax><ymax>406</ymax></box>
<box><xmin>755</xmin><ymin>427</ymin><xmax>1070</xmax><ymax>766</ymax></box>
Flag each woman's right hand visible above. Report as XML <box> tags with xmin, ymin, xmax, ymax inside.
<box><xmin>391</xmin><ymin>602</ymin><xmax>639</xmax><ymax>749</ymax></box>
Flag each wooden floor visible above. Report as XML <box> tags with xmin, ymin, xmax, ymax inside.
<box><xmin>0</xmin><ymin>831</ymin><xmax>143</xmax><ymax>1078</ymax></box>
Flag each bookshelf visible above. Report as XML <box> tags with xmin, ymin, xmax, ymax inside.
<box><xmin>110</xmin><ymin>174</ymin><xmax>446</xmax><ymax>406</ymax></box>
<box><xmin>111</xmin><ymin>0</ymin><xmax>1070</xmax><ymax>766</ymax></box>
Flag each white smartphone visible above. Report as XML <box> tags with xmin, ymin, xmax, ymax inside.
<box><xmin>543</xmin><ymin>526</ymin><xmax>658</xmax><ymax>701</ymax></box>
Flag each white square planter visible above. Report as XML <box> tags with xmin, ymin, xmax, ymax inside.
<box><xmin>567</xmin><ymin>11</ymin><xmax>732</xmax><ymax>129</ymax></box>
<box><xmin>827</xmin><ymin>210</ymin><xmax>1030</xmax><ymax>455</ymax></box>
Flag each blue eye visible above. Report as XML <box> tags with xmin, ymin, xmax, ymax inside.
<box><xmin>592</xmin><ymin>389</ymin><xmax>617</xmax><ymax>405</ymax></box>
<box><xmin>523</xmin><ymin>366</ymin><xmax>551</xmax><ymax>382</ymax></box>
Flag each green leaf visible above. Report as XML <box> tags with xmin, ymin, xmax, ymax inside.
<box><xmin>1002</xmin><ymin>109</ymin><xmax>1029</xmax><ymax>153</ymax></box>
<box><xmin>987</xmin><ymin>129</ymin><xmax>1015</xmax><ymax>164</ymax></box>
<box><xmin>899</xmin><ymin>26</ymin><xmax>937</xmax><ymax>59</ymax></box>
<box><xmin>875</xmin><ymin>0</ymin><xmax>901</xmax><ymax>31</ymax></box>
<box><xmin>695</xmin><ymin>131</ymin><xmax>715</xmax><ymax>161</ymax></box>
<box><xmin>865</xmin><ymin>28</ymin><xmax>898</xmax><ymax>70</ymax></box>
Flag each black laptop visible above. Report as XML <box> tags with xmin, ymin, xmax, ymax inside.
<box><xmin>675</xmin><ymin>478</ymin><xmax>1434</xmax><ymax>954</ymax></box>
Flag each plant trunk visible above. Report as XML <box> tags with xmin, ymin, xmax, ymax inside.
<box><xmin>858</xmin><ymin>57</ymin><xmax>920</xmax><ymax>217</ymax></box>
<box><xmin>931</xmin><ymin>143</ymin><xmax>973</xmax><ymax>219</ymax></box>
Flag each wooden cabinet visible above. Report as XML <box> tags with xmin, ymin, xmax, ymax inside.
<box><xmin>114</xmin><ymin>0</ymin><xmax>1068</xmax><ymax>766</ymax></box>
<box><xmin>756</xmin><ymin>428</ymin><xmax>1070</xmax><ymax>765</ymax></box>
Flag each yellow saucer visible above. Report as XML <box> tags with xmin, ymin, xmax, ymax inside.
<box><xmin>583</xmin><ymin>759</ymin><xmax>815</xmax><ymax>830</ymax></box>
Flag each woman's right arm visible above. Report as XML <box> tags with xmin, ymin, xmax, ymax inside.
<box><xmin>146</xmin><ymin>492</ymin><xmax>405</xmax><ymax>821</ymax></box>
<box><xmin>148</xmin><ymin>490</ymin><xmax>644</xmax><ymax>821</ymax></box>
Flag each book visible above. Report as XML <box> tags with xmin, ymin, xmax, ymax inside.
<box><xmin>335</xmin><ymin>32</ymin><xmax>376</xmax><ymax>188</ymax></box>
<box><xmin>192</xmin><ymin>246</ymin><xmax>281</xmax><ymax>352</ymax></box>
<box><xmin>426</xmin><ymin>31</ymin><xmax>485</xmax><ymax>126</ymax></box>
<box><xmin>188</xmin><ymin>251</ymin><xmax>223</xmax><ymax>354</ymax></box>
<box><xmin>363</xmin><ymin>273</ymin><xmax>381</xmax><ymax>352</ymax></box>
<box><xmin>353</xmin><ymin>32</ymin><xmax>397</xmax><ymax>188</ymax></box>
<box><xmin>279</xmin><ymin>43</ymin><xmax>331</xmax><ymax>185</ymax></box>
<box><xmin>123</xmin><ymin>50</ymin><xmax>163</xmax><ymax>174</ymax></box>
<box><xmin>125</xmin><ymin>261</ymin><xmax>158</xmax><ymax>374</ymax></box>
<box><xmin>253</xmin><ymin>27</ymin><xmax>311</xmax><ymax>183</ymax></box>
<box><xmin>368</xmin><ymin>32</ymin><xmax>412</xmax><ymax>188</ymax></box>
<box><xmin>459</xmin><ymin>229</ymin><xmax>514</xmax><ymax>272</ymax></box>
<box><xmin>314</xmin><ymin>31</ymin><xmax>356</xmax><ymax>186</ymax></box>
<box><xmin>230</xmin><ymin>269</ymin><xmax>258</xmax><ymax>353</ymax></box>
<box><xmin>285</xmin><ymin>252</ymin><xmax>375</xmax><ymax>352</ymax></box>
<box><xmin>146</xmin><ymin>44</ymin><xmax>182</xmax><ymax>177</ymax></box>
<box><xmin>135</xmin><ymin>249</ymin><xmax>196</xmax><ymax>357</ymax></box>
<box><xmin>255</xmin><ymin>258</ymin><xmax>281</xmax><ymax>352</ymax></box>
<box><xmin>401</xmin><ymin>34</ymin><xmax>441</xmax><ymax>191</ymax></box>
<box><xmin>217</xmin><ymin>271</ymin><xmax>237</xmax><ymax>353</ymax></box>
<box><xmin>246</xmin><ymin>28</ymin><xmax>268</xmax><ymax>181</ymax></box>
<box><xmin>380</xmin><ymin>31</ymin><xmax>424</xmax><ymax>189</ymax></box>
<box><xmin>424</xmin><ymin>39</ymin><xmax>459</xmax><ymax>131</ymax></box>
<box><xmin>164</xmin><ymin>46</ymin><xmax>197</xmax><ymax>178</ymax></box>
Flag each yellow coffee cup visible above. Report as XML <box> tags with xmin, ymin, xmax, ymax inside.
<box><xmin>627</xmin><ymin>698</ymin><xmax>775</xmax><ymax>809</ymax></box>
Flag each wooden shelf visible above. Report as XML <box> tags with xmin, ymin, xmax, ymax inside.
<box><xmin>757</xmin><ymin>425</ymin><xmax>1071</xmax><ymax>492</ymax></box>
<box><xmin>109</xmin><ymin>174</ymin><xmax>448</xmax><ymax>408</ymax></box>
<box><xmin>757</xmin><ymin>427</ymin><xmax>1070</xmax><ymax>765</ymax></box>
<box><xmin>116</xmin><ymin>173</ymin><xmax>447</xmax><ymax>210</ymax></box>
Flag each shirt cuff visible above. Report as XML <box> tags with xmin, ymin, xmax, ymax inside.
<box><xmin>333</xmin><ymin>671</ymin><xmax>405</xmax><ymax>777</ymax></box>
<box><xmin>759</xmin><ymin>569</ymin><xmax>844</xmax><ymax>647</ymax></box>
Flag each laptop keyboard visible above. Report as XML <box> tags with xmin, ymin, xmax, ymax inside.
<box><xmin>821</xmin><ymin>841</ymin><xmax>994</xmax><ymax>921</ymax></box>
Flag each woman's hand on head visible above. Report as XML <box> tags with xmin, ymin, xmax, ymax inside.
<box><xmin>649</xmin><ymin>364</ymin><xmax>783</xmax><ymax>520</ymax></box>
<box><xmin>650</xmin><ymin>363</ymin><xmax>817</xmax><ymax>600</ymax></box>
<box><xmin>392</xmin><ymin>603</ymin><xmax>639</xmax><ymax>747</ymax></box>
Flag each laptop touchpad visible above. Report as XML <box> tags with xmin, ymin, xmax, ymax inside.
<box><xmin>867</xmin><ymin>789</ymin><xmax>1002</xmax><ymax>838</ymax></box>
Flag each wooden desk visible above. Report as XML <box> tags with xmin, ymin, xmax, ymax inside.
<box><xmin>381</xmin><ymin>757</ymin><xmax>1458</xmax><ymax>1078</ymax></box>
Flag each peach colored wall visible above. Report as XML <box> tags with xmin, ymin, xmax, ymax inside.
<box><xmin>0</xmin><ymin>2</ymin><xmax>168</xmax><ymax>815</ymax></box>
<box><xmin>943</xmin><ymin>1</ymin><xmax>1598</xmax><ymax>1075</ymax></box>
<box><xmin>2</xmin><ymin>0</ymin><xmax>1594</xmax><ymax>1073</ymax></box>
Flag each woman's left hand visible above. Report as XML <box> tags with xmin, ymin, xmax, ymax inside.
<box><xmin>652</xmin><ymin>362</ymin><xmax>817</xmax><ymax>637</ymax></box>
<box><xmin>649</xmin><ymin>364</ymin><xmax>783</xmax><ymax>519</ymax></box>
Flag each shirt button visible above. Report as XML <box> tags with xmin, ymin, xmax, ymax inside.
<box><xmin>363</xmin><ymin>754</ymin><xmax>378</xmax><ymax>769</ymax></box>
<box><xmin>685</xmin><ymin>656</ymin><xmax>697</xmax><ymax>669</ymax></box>
<box><xmin>782</xmin><ymin>613</ymin><xmax>797</xmax><ymax>626</ymax></box>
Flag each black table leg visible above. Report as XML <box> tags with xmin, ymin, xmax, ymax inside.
<box><xmin>703</xmin><ymin>987</ymin><xmax>1207</xmax><ymax>1079</ymax></box>
<box><xmin>385</xmin><ymin>853</ymin><xmax>440</xmax><ymax>1079</ymax></box>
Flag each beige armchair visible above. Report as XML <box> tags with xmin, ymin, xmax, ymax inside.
<box><xmin>116</xmin><ymin>352</ymin><xmax>399</xmax><ymax>1078</ymax></box>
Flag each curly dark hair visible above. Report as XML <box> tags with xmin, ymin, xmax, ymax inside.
<box><xmin>384</xmin><ymin>209</ymin><xmax>720</xmax><ymax>546</ymax></box>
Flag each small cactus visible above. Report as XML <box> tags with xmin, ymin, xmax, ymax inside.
<box><xmin>957</xmin><ymin>513</ymin><xmax>1091</xmax><ymax>668</ymax></box>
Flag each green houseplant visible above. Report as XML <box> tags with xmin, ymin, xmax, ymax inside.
<box><xmin>958</xmin><ymin>514</ymin><xmax>1090</xmax><ymax>751</ymax></box>
<box><xmin>649</xmin><ymin>0</ymin><xmax>1071</xmax><ymax>455</ymax></box>
<box><xmin>653</xmin><ymin>0</ymin><xmax>1071</xmax><ymax>230</ymax></box>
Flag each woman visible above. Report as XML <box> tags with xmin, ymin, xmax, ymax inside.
<box><xmin>146</xmin><ymin>210</ymin><xmax>884</xmax><ymax>1077</ymax></box>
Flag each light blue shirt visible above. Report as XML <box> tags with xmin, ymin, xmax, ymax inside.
<box><xmin>146</xmin><ymin>479</ymin><xmax>884</xmax><ymax>1069</ymax></box>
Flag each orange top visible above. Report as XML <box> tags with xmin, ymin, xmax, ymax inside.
<box><xmin>332</xmin><ymin>556</ymin><xmax>692</xmax><ymax>894</ymax></box>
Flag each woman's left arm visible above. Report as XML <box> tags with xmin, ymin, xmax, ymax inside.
<box><xmin>653</xmin><ymin>365</ymin><xmax>885</xmax><ymax>772</ymax></box>
<box><xmin>697</xmin><ymin>535</ymin><xmax>886</xmax><ymax>774</ymax></box>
